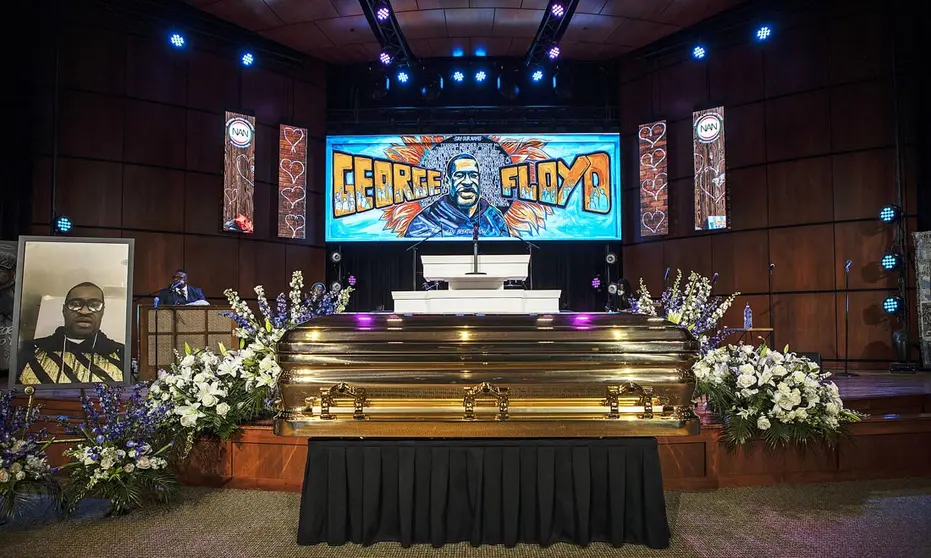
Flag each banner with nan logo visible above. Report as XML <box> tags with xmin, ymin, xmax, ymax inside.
<box><xmin>223</xmin><ymin>111</ymin><xmax>256</xmax><ymax>234</ymax></box>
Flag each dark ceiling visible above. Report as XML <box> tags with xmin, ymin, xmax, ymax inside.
<box><xmin>184</xmin><ymin>0</ymin><xmax>745</xmax><ymax>63</ymax></box>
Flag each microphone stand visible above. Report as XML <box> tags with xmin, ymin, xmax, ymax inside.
<box><xmin>837</xmin><ymin>262</ymin><xmax>856</xmax><ymax>377</ymax></box>
<box><xmin>406</xmin><ymin>228</ymin><xmax>443</xmax><ymax>290</ymax></box>
<box><xmin>768</xmin><ymin>263</ymin><xmax>775</xmax><ymax>348</ymax></box>
<box><xmin>465</xmin><ymin>222</ymin><xmax>485</xmax><ymax>276</ymax></box>
<box><xmin>512</xmin><ymin>234</ymin><xmax>540</xmax><ymax>290</ymax></box>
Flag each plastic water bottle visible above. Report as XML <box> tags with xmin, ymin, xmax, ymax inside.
<box><xmin>743</xmin><ymin>303</ymin><xmax>753</xmax><ymax>329</ymax></box>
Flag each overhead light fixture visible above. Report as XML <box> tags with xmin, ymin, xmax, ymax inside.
<box><xmin>475</xmin><ymin>70</ymin><xmax>487</xmax><ymax>82</ymax></box>
<box><xmin>54</xmin><ymin>215</ymin><xmax>73</xmax><ymax>234</ymax></box>
<box><xmin>531</xmin><ymin>69</ymin><xmax>544</xmax><ymax>82</ymax></box>
<box><xmin>241</xmin><ymin>52</ymin><xmax>255</xmax><ymax>66</ymax></box>
<box><xmin>396</xmin><ymin>70</ymin><xmax>410</xmax><ymax>83</ymax></box>
<box><xmin>551</xmin><ymin>3</ymin><xmax>565</xmax><ymax>17</ymax></box>
<box><xmin>375</xmin><ymin>2</ymin><xmax>390</xmax><ymax>21</ymax></box>
<box><xmin>883</xmin><ymin>295</ymin><xmax>904</xmax><ymax>314</ymax></box>
<box><xmin>881</xmin><ymin>253</ymin><xmax>903</xmax><ymax>271</ymax></box>
<box><xmin>379</xmin><ymin>51</ymin><xmax>392</xmax><ymax>65</ymax></box>
<box><xmin>169</xmin><ymin>32</ymin><xmax>185</xmax><ymax>48</ymax></box>
<box><xmin>547</xmin><ymin>45</ymin><xmax>560</xmax><ymax>60</ymax></box>
<box><xmin>452</xmin><ymin>70</ymin><xmax>464</xmax><ymax>83</ymax></box>
<box><xmin>692</xmin><ymin>46</ymin><xmax>706</xmax><ymax>59</ymax></box>
<box><xmin>756</xmin><ymin>25</ymin><xmax>772</xmax><ymax>41</ymax></box>
<box><xmin>879</xmin><ymin>204</ymin><xmax>902</xmax><ymax>223</ymax></box>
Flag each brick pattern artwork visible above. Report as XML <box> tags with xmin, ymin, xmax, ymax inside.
<box><xmin>638</xmin><ymin>120</ymin><xmax>668</xmax><ymax>237</ymax></box>
<box><xmin>277</xmin><ymin>125</ymin><xmax>308</xmax><ymax>239</ymax></box>
<box><xmin>693</xmin><ymin>107</ymin><xmax>727</xmax><ymax>231</ymax></box>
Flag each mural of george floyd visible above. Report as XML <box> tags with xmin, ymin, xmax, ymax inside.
<box><xmin>619</xmin><ymin>0</ymin><xmax>922</xmax><ymax>369</ymax></box>
<box><xmin>21</xmin><ymin>0</ymin><xmax>329</xmax><ymax>306</ymax></box>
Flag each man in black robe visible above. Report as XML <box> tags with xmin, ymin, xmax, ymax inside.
<box><xmin>405</xmin><ymin>154</ymin><xmax>510</xmax><ymax>238</ymax></box>
<box><xmin>156</xmin><ymin>269</ymin><xmax>207</xmax><ymax>306</ymax></box>
<box><xmin>17</xmin><ymin>282</ymin><xmax>125</xmax><ymax>385</ymax></box>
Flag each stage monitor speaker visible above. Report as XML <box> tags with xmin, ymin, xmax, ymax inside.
<box><xmin>797</xmin><ymin>352</ymin><xmax>822</xmax><ymax>367</ymax></box>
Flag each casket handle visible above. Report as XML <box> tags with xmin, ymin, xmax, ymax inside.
<box><xmin>320</xmin><ymin>382</ymin><xmax>367</xmax><ymax>420</ymax></box>
<box><xmin>605</xmin><ymin>382</ymin><xmax>654</xmax><ymax>419</ymax></box>
<box><xmin>463</xmin><ymin>382</ymin><xmax>509</xmax><ymax>421</ymax></box>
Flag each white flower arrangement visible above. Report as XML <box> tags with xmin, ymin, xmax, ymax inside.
<box><xmin>694</xmin><ymin>343</ymin><xmax>862</xmax><ymax>448</ymax></box>
<box><xmin>66</xmin><ymin>443</ymin><xmax>168</xmax><ymax>490</ymax></box>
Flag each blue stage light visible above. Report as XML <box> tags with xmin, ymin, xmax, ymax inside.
<box><xmin>169</xmin><ymin>33</ymin><xmax>185</xmax><ymax>48</ymax></box>
<box><xmin>883</xmin><ymin>295</ymin><xmax>904</xmax><ymax>314</ymax></box>
<box><xmin>756</xmin><ymin>26</ymin><xmax>772</xmax><ymax>41</ymax></box>
<box><xmin>397</xmin><ymin>70</ymin><xmax>409</xmax><ymax>84</ymax></box>
<box><xmin>452</xmin><ymin>70</ymin><xmax>464</xmax><ymax>82</ymax></box>
<box><xmin>452</xmin><ymin>47</ymin><xmax>464</xmax><ymax>57</ymax></box>
<box><xmin>879</xmin><ymin>204</ymin><xmax>902</xmax><ymax>223</ymax></box>
<box><xmin>531</xmin><ymin>69</ymin><xmax>544</xmax><ymax>82</ymax></box>
<box><xmin>241</xmin><ymin>52</ymin><xmax>255</xmax><ymax>66</ymax></box>
<box><xmin>54</xmin><ymin>216</ymin><xmax>73</xmax><ymax>234</ymax></box>
<box><xmin>881</xmin><ymin>253</ymin><xmax>903</xmax><ymax>271</ymax></box>
<box><xmin>475</xmin><ymin>70</ymin><xmax>487</xmax><ymax>82</ymax></box>
<box><xmin>474</xmin><ymin>46</ymin><xmax>487</xmax><ymax>57</ymax></box>
<box><xmin>693</xmin><ymin>46</ymin><xmax>706</xmax><ymax>59</ymax></box>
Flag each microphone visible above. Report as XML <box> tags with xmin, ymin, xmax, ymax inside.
<box><xmin>153</xmin><ymin>296</ymin><xmax>160</xmax><ymax>309</ymax></box>
<box><xmin>170</xmin><ymin>281</ymin><xmax>183</xmax><ymax>290</ymax></box>
<box><xmin>845</xmin><ymin>260</ymin><xmax>852</xmax><ymax>272</ymax></box>
<box><xmin>711</xmin><ymin>272</ymin><xmax>719</xmax><ymax>286</ymax></box>
<box><xmin>664</xmin><ymin>267</ymin><xmax>671</xmax><ymax>283</ymax></box>
<box><xmin>769</xmin><ymin>263</ymin><xmax>775</xmax><ymax>271</ymax></box>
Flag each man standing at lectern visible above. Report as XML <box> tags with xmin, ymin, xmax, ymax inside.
<box><xmin>156</xmin><ymin>269</ymin><xmax>207</xmax><ymax>306</ymax></box>
<box><xmin>406</xmin><ymin>154</ymin><xmax>509</xmax><ymax>238</ymax></box>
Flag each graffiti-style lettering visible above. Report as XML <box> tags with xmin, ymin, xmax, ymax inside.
<box><xmin>373</xmin><ymin>159</ymin><xmax>393</xmax><ymax>209</ymax></box>
<box><xmin>353</xmin><ymin>156</ymin><xmax>374</xmax><ymax>213</ymax></box>
<box><xmin>333</xmin><ymin>152</ymin><xmax>355</xmax><ymax>217</ymax></box>
<box><xmin>393</xmin><ymin>163</ymin><xmax>414</xmax><ymax>204</ymax></box>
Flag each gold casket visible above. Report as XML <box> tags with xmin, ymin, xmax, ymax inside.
<box><xmin>275</xmin><ymin>312</ymin><xmax>700</xmax><ymax>438</ymax></box>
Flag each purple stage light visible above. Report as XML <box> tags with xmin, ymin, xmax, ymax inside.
<box><xmin>348</xmin><ymin>275</ymin><xmax>357</xmax><ymax>286</ymax></box>
<box><xmin>379</xmin><ymin>51</ymin><xmax>392</xmax><ymax>65</ymax></box>
<box><xmin>376</xmin><ymin>3</ymin><xmax>390</xmax><ymax>21</ymax></box>
<box><xmin>591</xmin><ymin>277</ymin><xmax>600</xmax><ymax>289</ymax></box>
<box><xmin>551</xmin><ymin>3</ymin><xmax>565</xmax><ymax>17</ymax></box>
<box><xmin>547</xmin><ymin>45</ymin><xmax>560</xmax><ymax>60</ymax></box>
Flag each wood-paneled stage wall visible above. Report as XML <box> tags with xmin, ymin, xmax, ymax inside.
<box><xmin>618</xmin><ymin>1</ymin><xmax>918</xmax><ymax>370</ymax></box>
<box><xmin>26</xmin><ymin>0</ymin><xmax>328</xmax><ymax>320</ymax></box>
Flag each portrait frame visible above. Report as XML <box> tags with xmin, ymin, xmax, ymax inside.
<box><xmin>8</xmin><ymin>236</ymin><xmax>135</xmax><ymax>389</ymax></box>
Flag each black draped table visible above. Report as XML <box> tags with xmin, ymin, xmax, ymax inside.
<box><xmin>297</xmin><ymin>438</ymin><xmax>670</xmax><ymax>548</ymax></box>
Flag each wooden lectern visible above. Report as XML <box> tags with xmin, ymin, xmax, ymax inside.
<box><xmin>136</xmin><ymin>305</ymin><xmax>237</xmax><ymax>380</ymax></box>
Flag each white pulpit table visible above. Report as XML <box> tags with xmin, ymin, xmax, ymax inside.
<box><xmin>392</xmin><ymin>254</ymin><xmax>561</xmax><ymax>314</ymax></box>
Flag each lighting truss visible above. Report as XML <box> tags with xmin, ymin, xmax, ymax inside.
<box><xmin>524</xmin><ymin>0</ymin><xmax>579</xmax><ymax>67</ymax></box>
<box><xmin>359</xmin><ymin>0</ymin><xmax>417</xmax><ymax>68</ymax></box>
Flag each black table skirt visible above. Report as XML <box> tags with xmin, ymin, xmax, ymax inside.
<box><xmin>297</xmin><ymin>438</ymin><xmax>670</xmax><ymax>548</ymax></box>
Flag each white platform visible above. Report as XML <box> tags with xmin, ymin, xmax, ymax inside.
<box><xmin>392</xmin><ymin>289</ymin><xmax>561</xmax><ymax>314</ymax></box>
<box><xmin>422</xmin><ymin>254</ymin><xmax>529</xmax><ymax>291</ymax></box>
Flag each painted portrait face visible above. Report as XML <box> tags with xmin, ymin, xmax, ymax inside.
<box><xmin>447</xmin><ymin>156</ymin><xmax>480</xmax><ymax>209</ymax></box>
<box><xmin>62</xmin><ymin>284</ymin><xmax>105</xmax><ymax>339</ymax></box>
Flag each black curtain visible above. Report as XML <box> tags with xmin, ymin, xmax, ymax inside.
<box><xmin>328</xmin><ymin>241</ymin><xmax>624</xmax><ymax>313</ymax></box>
<box><xmin>298</xmin><ymin>438</ymin><xmax>670</xmax><ymax>549</ymax></box>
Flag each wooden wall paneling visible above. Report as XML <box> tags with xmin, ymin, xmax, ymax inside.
<box><xmin>766</xmin><ymin>156</ymin><xmax>834</xmax><ymax>226</ymax></box>
<box><xmin>59</xmin><ymin>28</ymin><xmax>125</xmax><ymax>95</ymax></box>
<box><xmin>622</xmin><ymin>241</ymin><xmax>665</xmax><ymax>293</ymax></box>
<box><xmin>762</xmin><ymin>23</ymin><xmax>829</xmax><ymax>98</ymax></box>
<box><xmin>55</xmin><ymin>158</ymin><xmax>123</xmax><ymax>228</ymax></box>
<box><xmin>667</xmin><ymin>119</ymin><xmax>693</xmax><ymax>181</ymax></box>
<box><xmin>57</xmin><ymin>90</ymin><xmax>124</xmax><ymax>161</ymax></box>
<box><xmin>254</xmin><ymin>124</ymin><xmax>279</xmax><ymax>185</ymax></box>
<box><xmin>725</xmin><ymin>102</ymin><xmax>766</xmax><ymax>169</ymax></box>
<box><xmin>769</xmin><ymin>224</ymin><xmax>835</xmax><ymax>292</ymax></box>
<box><xmin>185</xmin><ymin>110</ymin><xmax>224</xmax><ymax>174</ymax></box>
<box><xmin>657</xmin><ymin>61</ymin><xmax>709</xmax><ymax>122</ymax></box>
<box><xmin>238</xmin><ymin>240</ymin><xmax>288</xmax><ymax>298</ymax></box>
<box><xmin>619</xmin><ymin>75</ymin><xmax>654</xmax><ymax>134</ymax></box>
<box><xmin>711</xmin><ymin>230</ymin><xmax>770</xmax><ymax>294</ymax></box>
<box><xmin>835</xmin><ymin>290</ymin><xmax>896</xmax><ymax>361</ymax></box>
<box><xmin>838</xmin><ymin>432</ymin><xmax>931</xmax><ymax>476</ymax></box>
<box><xmin>833</xmin><ymin>220</ymin><xmax>897</xmax><ymax>290</ymax></box>
<box><xmin>33</xmin><ymin>87</ymin><xmax>55</xmax><ymax>155</ymax></box>
<box><xmin>307</xmin><ymin>138</ymin><xmax>326</xmax><ymax>195</ymax></box>
<box><xmin>832</xmin><ymin>148</ymin><xmax>897</xmax><ymax>221</ymax></box>
<box><xmin>230</xmin><ymin>442</ymin><xmax>307</xmax><ymax>486</ymax></box>
<box><xmin>186</xmin><ymin>50</ymin><xmax>240</xmax><ymax>113</ymax></box>
<box><xmin>903</xmin><ymin>146</ymin><xmax>918</xmax><ymax>215</ymax></box>
<box><xmin>305</xmin><ymin>194</ymin><xmax>324</xmax><ymax>246</ymax></box>
<box><xmin>241</xmin><ymin>67</ymin><xmax>293</xmax><ymax>125</ymax></box>
<box><xmin>124</xmin><ymin>100</ymin><xmax>187</xmax><ymax>168</ymax></box>
<box><xmin>830</xmin><ymin>79</ymin><xmax>896</xmax><ymax>153</ymax></box>
<box><xmin>122</xmin><ymin>165</ymin><xmax>186</xmax><ymax>232</ymax></box>
<box><xmin>772</xmin><ymin>292</ymin><xmax>837</xmax><ymax>358</ymax></box>
<box><xmin>765</xmin><ymin>91</ymin><xmax>831</xmax><ymax>162</ymax></box>
<box><xmin>285</xmin><ymin>244</ymin><xmax>326</xmax><ymax>283</ymax></box>
<box><xmin>125</xmin><ymin>34</ymin><xmax>188</xmax><ymax>106</ymax></box>
<box><xmin>828</xmin><ymin>13</ymin><xmax>891</xmax><ymax>85</ymax></box>
<box><xmin>663</xmin><ymin>236</ymin><xmax>713</xmax><ymax>279</ymax></box>
<box><xmin>182</xmin><ymin>235</ymin><xmax>241</xmax><ymax>298</ymax></box>
<box><xmin>667</xmin><ymin>177</ymin><xmax>694</xmax><ymax>237</ymax></box>
<box><xmin>708</xmin><ymin>44</ymin><xmax>764</xmax><ymax>106</ymax></box>
<box><xmin>251</xmin><ymin>182</ymin><xmax>274</xmax><ymax>239</ymax></box>
<box><xmin>31</xmin><ymin>157</ymin><xmax>52</xmax><ymax>225</ymax></box>
<box><xmin>656</xmin><ymin>441</ymin><xmax>707</xmax><ymax>479</ymax></box>
<box><xmin>293</xmin><ymin>80</ymin><xmax>327</xmax><ymax>138</ymax></box>
<box><xmin>726</xmin><ymin>166</ymin><xmax>768</xmax><ymax>231</ymax></box>
<box><xmin>123</xmin><ymin>231</ymin><xmax>185</xmax><ymax>295</ymax></box>
<box><xmin>184</xmin><ymin>172</ymin><xmax>222</xmax><ymax>235</ymax></box>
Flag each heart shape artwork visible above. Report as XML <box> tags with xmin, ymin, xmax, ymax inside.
<box><xmin>236</xmin><ymin>154</ymin><xmax>254</xmax><ymax>187</ymax></box>
<box><xmin>279</xmin><ymin>158</ymin><xmax>306</xmax><ymax>185</ymax></box>
<box><xmin>281</xmin><ymin>185</ymin><xmax>306</xmax><ymax>209</ymax></box>
<box><xmin>224</xmin><ymin>187</ymin><xmax>238</xmax><ymax>206</ymax></box>
<box><xmin>285</xmin><ymin>214</ymin><xmax>305</xmax><ymax>238</ymax></box>
<box><xmin>638</xmin><ymin>122</ymin><xmax>667</xmax><ymax>148</ymax></box>
<box><xmin>641</xmin><ymin>173</ymin><xmax>667</xmax><ymax>201</ymax></box>
<box><xmin>283</xmin><ymin>127</ymin><xmax>305</xmax><ymax>153</ymax></box>
<box><xmin>642</xmin><ymin>210</ymin><xmax>666</xmax><ymax>234</ymax></box>
<box><xmin>697</xmin><ymin>165</ymin><xmax>726</xmax><ymax>204</ymax></box>
<box><xmin>640</xmin><ymin>148</ymin><xmax>666</xmax><ymax>170</ymax></box>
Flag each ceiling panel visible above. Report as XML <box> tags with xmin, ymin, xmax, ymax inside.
<box><xmin>187</xmin><ymin>0</ymin><xmax>744</xmax><ymax>63</ymax></box>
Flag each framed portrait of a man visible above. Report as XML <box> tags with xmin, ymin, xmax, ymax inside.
<box><xmin>8</xmin><ymin>237</ymin><xmax>134</xmax><ymax>388</ymax></box>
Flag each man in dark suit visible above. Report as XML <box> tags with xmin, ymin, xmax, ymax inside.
<box><xmin>156</xmin><ymin>269</ymin><xmax>207</xmax><ymax>306</ymax></box>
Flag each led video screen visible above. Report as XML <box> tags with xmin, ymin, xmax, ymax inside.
<box><xmin>278</xmin><ymin>124</ymin><xmax>308</xmax><ymax>240</ymax></box>
<box><xmin>325</xmin><ymin>134</ymin><xmax>621</xmax><ymax>242</ymax></box>
<box><xmin>693</xmin><ymin>107</ymin><xmax>727</xmax><ymax>231</ymax></box>
<box><xmin>223</xmin><ymin>111</ymin><xmax>256</xmax><ymax>234</ymax></box>
<box><xmin>638</xmin><ymin>120</ymin><xmax>668</xmax><ymax>237</ymax></box>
